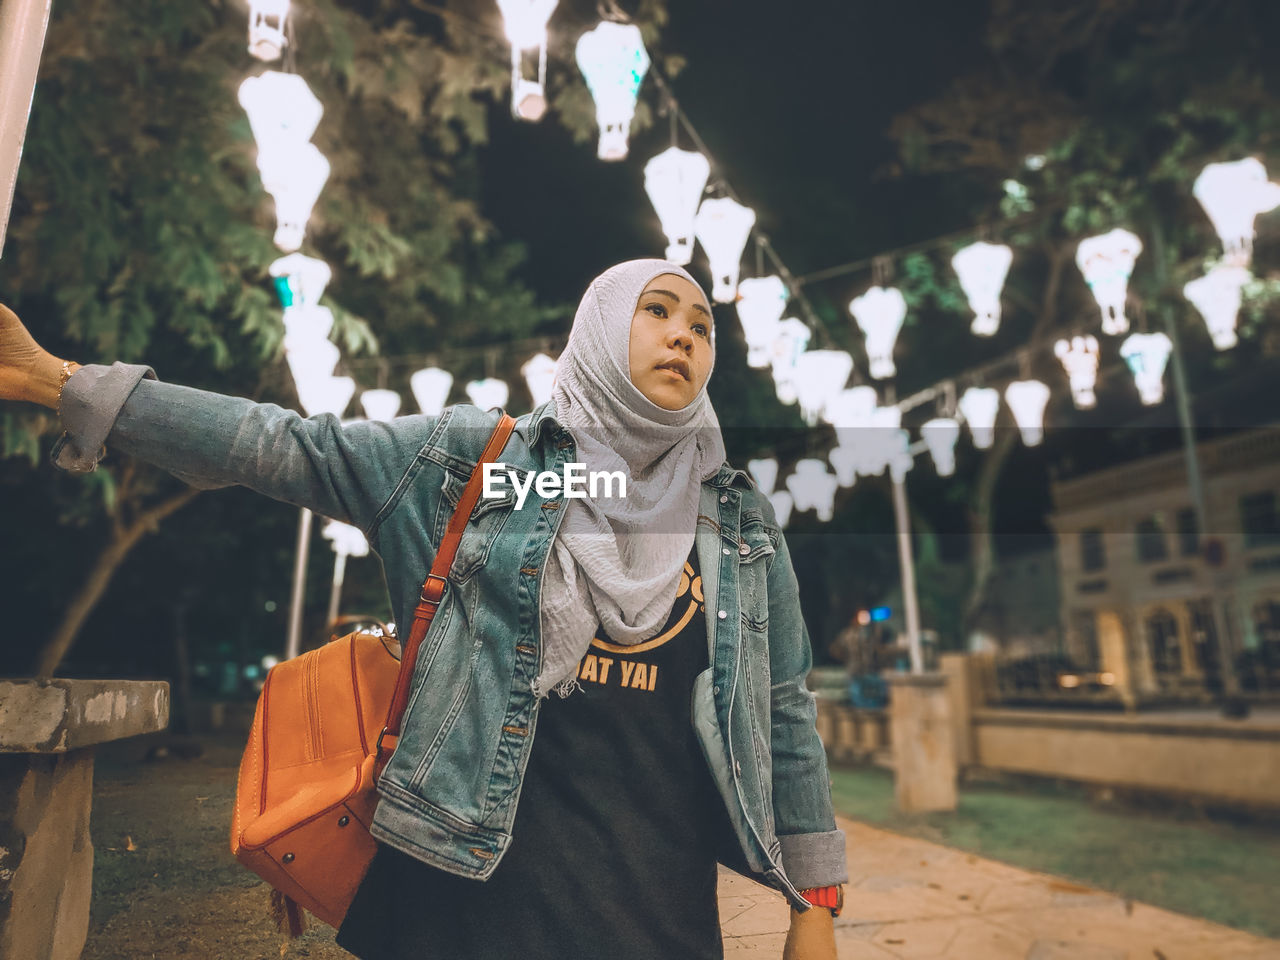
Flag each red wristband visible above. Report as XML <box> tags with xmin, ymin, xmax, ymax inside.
<box><xmin>799</xmin><ymin>885</ymin><xmax>843</xmax><ymax>916</ymax></box>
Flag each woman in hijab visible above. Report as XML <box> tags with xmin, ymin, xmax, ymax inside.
<box><xmin>0</xmin><ymin>260</ymin><xmax>845</xmax><ymax>959</ymax></box>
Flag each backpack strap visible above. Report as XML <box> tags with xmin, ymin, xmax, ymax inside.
<box><xmin>377</xmin><ymin>412</ymin><xmax>517</xmax><ymax>762</ymax></box>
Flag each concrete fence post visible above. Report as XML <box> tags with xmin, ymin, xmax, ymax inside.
<box><xmin>887</xmin><ymin>672</ymin><xmax>958</xmax><ymax>813</ymax></box>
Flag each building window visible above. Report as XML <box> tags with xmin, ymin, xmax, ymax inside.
<box><xmin>1136</xmin><ymin>515</ymin><xmax>1169</xmax><ymax>564</ymax></box>
<box><xmin>1176</xmin><ymin>507</ymin><xmax>1199</xmax><ymax>558</ymax></box>
<box><xmin>1080</xmin><ymin>528</ymin><xmax>1105</xmax><ymax>572</ymax></box>
<box><xmin>1145</xmin><ymin>608</ymin><xmax>1182</xmax><ymax>677</ymax></box>
<box><xmin>1240</xmin><ymin>492</ymin><xmax>1280</xmax><ymax>549</ymax></box>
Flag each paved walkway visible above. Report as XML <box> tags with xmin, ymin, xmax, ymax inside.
<box><xmin>718</xmin><ymin>816</ymin><xmax>1280</xmax><ymax>959</ymax></box>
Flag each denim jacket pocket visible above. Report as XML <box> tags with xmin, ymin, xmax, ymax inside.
<box><xmin>438</xmin><ymin>467</ymin><xmax>521</xmax><ymax>582</ymax></box>
<box><xmin>736</xmin><ymin>515</ymin><xmax>776</xmax><ymax>631</ymax></box>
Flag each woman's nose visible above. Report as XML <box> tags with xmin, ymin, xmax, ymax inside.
<box><xmin>667</xmin><ymin>328</ymin><xmax>692</xmax><ymax>351</ymax></box>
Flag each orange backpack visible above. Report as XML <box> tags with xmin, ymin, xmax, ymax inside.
<box><xmin>231</xmin><ymin>414</ymin><xmax>516</xmax><ymax>931</ymax></box>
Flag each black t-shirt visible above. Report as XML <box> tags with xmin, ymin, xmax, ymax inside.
<box><xmin>337</xmin><ymin>550</ymin><xmax>730</xmax><ymax>960</ymax></box>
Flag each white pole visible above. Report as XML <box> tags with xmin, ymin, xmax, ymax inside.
<box><xmin>0</xmin><ymin>0</ymin><xmax>52</xmax><ymax>258</ymax></box>
<box><xmin>326</xmin><ymin>549</ymin><xmax>348</xmax><ymax>631</ymax></box>
<box><xmin>285</xmin><ymin>507</ymin><xmax>313</xmax><ymax>660</ymax></box>
<box><xmin>891</xmin><ymin>472</ymin><xmax>924</xmax><ymax>674</ymax></box>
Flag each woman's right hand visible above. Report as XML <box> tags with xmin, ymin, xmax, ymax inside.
<box><xmin>0</xmin><ymin>302</ymin><xmax>70</xmax><ymax>409</ymax></box>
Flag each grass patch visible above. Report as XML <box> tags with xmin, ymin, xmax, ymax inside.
<box><xmin>830</xmin><ymin>764</ymin><xmax>1280</xmax><ymax>939</ymax></box>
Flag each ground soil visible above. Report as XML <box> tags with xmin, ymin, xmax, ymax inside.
<box><xmin>84</xmin><ymin>728</ymin><xmax>354</xmax><ymax>960</ymax></box>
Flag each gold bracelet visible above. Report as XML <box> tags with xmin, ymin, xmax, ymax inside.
<box><xmin>57</xmin><ymin>360</ymin><xmax>76</xmax><ymax>415</ymax></box>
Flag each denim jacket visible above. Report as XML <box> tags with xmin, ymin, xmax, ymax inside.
<box><xmin>55</xmin><ymin>363</ymin><xmax>848</xmax><ymax>906</ymax></box>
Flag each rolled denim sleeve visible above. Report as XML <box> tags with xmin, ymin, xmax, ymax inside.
<box><xmin>51</xmin><ymin>362</ymin><xmax>438</xmax><ymax>537</ymax></box>
<box><xmin>764</xmin><ymin>521</ymin><xmax>849</xmax><ymax>890</ymax></box>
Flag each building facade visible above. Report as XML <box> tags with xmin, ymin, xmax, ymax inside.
<box><xmin>1048</xmin><ymin>426</ymin><xmax>1280</xmax><ymax>704</ymax></box>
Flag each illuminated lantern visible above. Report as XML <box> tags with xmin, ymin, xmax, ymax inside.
<box><xmin>270</xmin><ymin>253</ymin><xmax>331</xmax><ymax>308</ymax></box>
<box><xmin>248</xmin><ymin>0</ymin><xmax>290</xmax><ymax>62</ymax></box>
<box><xmin>643</xmin><ymin>147</ymin><xmax>710</xmax><ymax>265</ymax></box>
<box><xmin>848</xmin><ymin>286</ymin><xmax>907</xmax><ymax>379</ymax></box>
<box><xmin>257</xmin><ymin>142</ymin><xmax>330</xmax><ymax>251</ymax></box>
<box><xmin>322</xmin><ymin>519</ymin><xmax>369</xmax><ymax>558</ymax></box>
<box><xmin>921</xmin><ymin>417</ymin><xmax>961</xmax><ymax>477</ymax></box>
<box><xmin>1076</xmin><ymin>229</ymin><xmax>1143</xmax><ymax>335</ymax></box>
<box><xmin>694</xmin><ymin>197</ymin><xmax>756</xmax><ymax>303</ymax></box>
<box><xmin>828</xmin><ymin>444</ymin><xmax>858</xmax><ymax>488</ymax></box>
<box><xmin>792</xmin><ymin>350</ymin><xmax>853</xmax><ymax>426</ymax></box>
<box><xmin>238</xmin><ymin>71</ymin><xmax>322</xmax><ymax>152</ymax></box>
<box><xmin>822</xmin><ymin>385</ymin><xmax>878</xmax><ymax>429</ymax></box>
<box><xmin>285</xmin><ymin>336</ymin><xmax>338</xmax><ymax>383</ymax></box>
<box><xmin>521</xmin><ymin>352</ymin><xmax>557</xmax><ymax>407</ymax></box>
<box><xmin>860</xmin><ymin>406</ymin><xmax>903</xmax><ymax>478</ymax></box>
<box><xmin>958</xmin><ymin>386</ymin><xmax>1000</xmax><ymax>450</ymax></box>
<box><xmin>951</xmin><ymin>241</ymin><xmax>1013</xmax><ymax>336</ymax></box>
<box><xmin>1183</xmin><ymin>264</ymin><xmax>1251</xmax><ymax>350</ymax></box>
<box><xmin>465</xmin><ymin>377</ymin><xmax>510</xmax><ymax>411</ymax></box>
<box><xmin>1192</xmin><ymin>158</ymin><xmax>1280</xmax><ymax>267</ymax></box>
<box><xmin>294</xmin><ymin>374</ymin><xmax>356</xmax><ymax>418</ymax></box>
<box><xmin>887</xmin><ymin>429</ymin><xmax>913</xmax><ymax>484</ymax></box>
<box><xmin>735</xmin><ymin>276</ymin><xmax>789</xmax><ymax>368</ymax></box>
<box><xmin>786</xmin><ymin>460</ymin><xmax>838</xmax><ymax>522</ymax></box>
<box><xmin>410</xmin><ymin>367</ymin><xmax>453</xmax><ymax>416</ymax></box>
<box><xmin>496</xmin><ymin>0</ymin><xmax>559</xmax><ymax>121</ymax></box>
<box><xmin>1119</xmin><ymin>332</ymin><xmax>1173</xmax><ymax>406</ymax></box>
<box><xmin>282</xmin><ymin>305</ymin><xmax>334</xmax><ymax>349</ymax></box>
<box><xmin>769</xmin><ymin>490</ymin><xmax>794</xmax><ymax>528</ymax></box>
<box><xmin>1004</xmin><ymin>380</ymin><xmax>1051</xmax><ymax>447</ymax></box>
<box><xmin>747</xmin><ymin>457</ymin><xmax>778</xmax><ymax>496</ymax></box>
<box><xmin>1053</xmin><ymin>335</ymin><xmax>1100</xmax><ymax>409</ymax></box>
<box><xmin>768</xmin><ymin>317</ymin><xmax>810</xmax><ymax>404</ymax></box>
<box><xmin>575</xmin><ymin>21</ymin><xmax>649</xmax><ymax>161</ymax></box>
<box><xmin>360</xmin><ymin>388</ymin><xmax>401</xmax><ymax>421</ymax></box>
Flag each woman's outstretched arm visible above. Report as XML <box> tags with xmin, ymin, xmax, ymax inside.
<box><xmin>1</xmin><ymin>301</ymin><xmax>438</xmax><ymax>537</ymax></box>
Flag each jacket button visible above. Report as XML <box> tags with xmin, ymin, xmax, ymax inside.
<box><xmin>718</xmin><ymin>610</ymin><xmax>727</xmax><ymax>619</ymax></box>
<box><xmin>713</xmin><ymin>685</ymin><xmax>720</xmax><ymax>695</ymax></box>
<box><xmin>739</xmin><ymin>542</ymin><xmax>751</xmax><ymax>556</ymax></box>
<box><xmin>722</xmin><ymin>547</ymin><xmax>731</xmax><ymax>555</ymax></box>
<box><xmin>719</xmin><ymin>494</ymin><xmax>728</xmax><ymax>503</ymax></box>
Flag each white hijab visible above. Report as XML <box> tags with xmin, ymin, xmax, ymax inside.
<box><xmin>534</xmin><ymin>260</ymin><xmax>727</xmax><ymax>697</ymax></box>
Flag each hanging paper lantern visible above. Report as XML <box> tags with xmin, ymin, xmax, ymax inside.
<box><xmin>1053</xmin><ymin>335</ymin><xmax>1101</xmax><ymax>409</ymax></box>
<box><xmin>1192</xmin><ymin>158</ymin><xmax>1280</xmax><ymax>267</ymax></box>
<box><xmin>237</xmin><ymin>71</ymin><xmax>323</xmax><ymax>153</ymax></box>
<box><xmin>1076</xmin><ymin>229</ymin><xmax>1143</xmax><ymax>335</ymax></box>
<box><xmin>521</xmin><ymin>352</ymin><xmax>557</xmax><ymax>407</ymax></box>
<box><xmin>496</xmin><ymin>0</ymin><xmax>559</xmax><ymax>121</ymax></box>
<box><xmin>465</xmin><ymin>377</ymin><xmax>510</xmax><ymax>411</ymax></box>
<box><xmin>887</xmin><ymin>429</ymin><xmax>914</xmax><ymax>484</ymax></box>
<box><xmin>248</xmin><ymin>0</ymin><xmax>290</xmax><ymax>62</ymax></box>
<box><xmin>644</xmin><ymin>147</ymin><xmax>711</xmax><ymax>265</ymax></box>
<box><xmin>822</xmin><ymin>385</ymin><xmax>879</xmax><ymax>429</ymax></box>
<box><xmin>958</xmin><ymin>386</ymin><xmax>1000</xmax><ymax>450</ymax></box>
<box><xmin>575</xmin><ymin>21</ymin><xmax>650</xmax><ymax>161</ymax></box>
<box><xmin>769</xmin><ymin>490</ymin><xmax>794</xmax><ymax>529</ymax></box>
<box><xmin>1183</xmin><ymin>264</ymin><xmax>1251</xmax><ymax>350</ymax></box>
<box><xmin>282</xmin><ymin>305</ymin><xmax>334</xmax><ymax>349</ymax></box>
<box><xmin>410</xmin><ymin>367</ymin><xmax>453</xmax><ymax>416</ymax></box>
<box><xmin>360</xmin><ymin>388</ymin><xmax>402</xmax><ymax>422</ymax></box>
<box><xmin>792</xmin><ymin>350</ymin><xmax>854</xmax><ymax>426</ymax></box>
<box><xmin>859</xmin><ymin>406</ymin><xmax>904</xmax><ymax>478</ymax></box>
<box><xmin>828</xmin><ymin>444</ymin><xmax>858</xmax><ymax>488</ymax></box>
<box><xmin>747</xmin><ymin>457</ymin><xmax>778</xmax><ymax>496</ymax></box>
<box><xmin>786</xmin><ymin>460</ymin><xmax>838</xmax><ymax>522</ymax></box>
<box><xmin>270</xmin><ymin>254</ymin><xmax>331</xmax><ymax>308</ymax></box>
<box><xmin>848</xmin><ymin>286</ymin><xmax>907</xmax><ymax>379</ymax></box>
<box><xmin>694</xmin><ymin>198</ymin><xmax>756</xmax><ymax>303</ymax></box>
<box><xmin>768</xmin><ymin>317</ymin><xmax>811</xmax><ymax>404</ymax></box>
<box><xmin>951</xmin><ymin>242</ymin><xmax>1013</xmax><ymax>336</ymax></box>
<box><xmin>1119</xmin><ymin>332</ymin><xmax>1173</xmax><ymax>406</ymax></box>
<box><xmin>1004</xmin><ymin>380</ymin><xmax>1051</xmax><ymax>447</ymax></box>
<box><xmin>735</xmin><ymin>276</ymin><xmax>789</xmax><ymax>368</ymax></box>
<box><xmin>921</xmin><ymin>418</ymin><xmax>961</xmax><ymax>477</ymax></box>
<box><xmin>294</xmin><ymin>374</ymin><xmax>356</xmax><ymax>418</ymax></box>
<box><xmin>285</xmin><ymin>336</ymin><xmax>339</xmax><ymax>383</ymax></box>
<box><xmin>322</xmin><ymin>519</ymin><xmax>370</xmax><ymax>558</ymax></box>
<box><xmin>256</xmin><ymin>142</ymin><xmax>330</xmax><ymax>252</ymax></box>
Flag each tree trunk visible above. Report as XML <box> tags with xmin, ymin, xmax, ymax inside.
<box><xmin>961</xmin><ymin>242</ymin><xmax>1070</xmax><ymax>638</ymax></box>
<box><xmin>34</xmin><ymin>485</ymin><xmax>201</xmax><ymax>678</ymax></box>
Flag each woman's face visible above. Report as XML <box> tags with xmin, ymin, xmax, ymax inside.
<box><xmin>627</xmin><ymin>274</ymin><xmax>714</xmax><ymax>410</ymax></box>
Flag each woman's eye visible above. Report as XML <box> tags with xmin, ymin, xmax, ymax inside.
<box><xmin>646</xmin><ymin>303</ymin><xmax>667</xmax><ymax>317</ymax></box>
<box><xmin>693</xmin><ymin>323</ymin><xmax>709</xmax><ymax>337</ymax></box>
